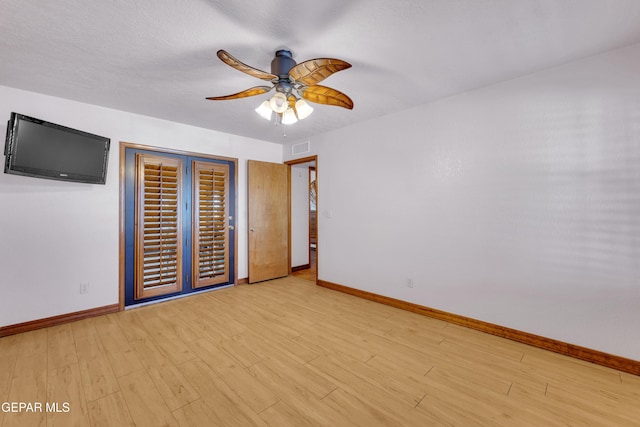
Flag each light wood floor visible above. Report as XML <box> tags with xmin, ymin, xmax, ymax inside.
<box><xmin>1</xmin><ymin>277</ymin><xmax>639</xmax><ymax>426</ymax></box>
<box><xmin>291</xmin><ymin>249</ymin><xmax>317</xmax><ymax>282</ymax></box>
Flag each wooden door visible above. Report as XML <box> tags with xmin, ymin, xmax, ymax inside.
<box><xmin>124</xmin><ymin>145</ymin><xmax>236</xmax><ymax>307</ymax></box>
<box><xmin>192</xmin><ymin>161</ymin><xmax>230</xmax><ymax>288</ymax></box>
<box><xmin>134</xmin><ymin>153</ymin><xmax>183</xmax><ymax>300</ymax></box>
<box><xmin>248</xmin><ymin>160</ymin><xmax>289</xmax><ymax>283</ymax></box>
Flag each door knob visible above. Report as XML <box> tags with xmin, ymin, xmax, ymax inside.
<box><xmin>250</xmin><ymin>228</ymin><xmax>255</xmax><ymax>232</ymax></box>
<box><xmin>228</xmin><ymin>225</ymin><xmax>235</xmax><ymax>230</ymax></box>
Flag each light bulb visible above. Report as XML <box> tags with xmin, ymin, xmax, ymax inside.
<box><xmin>282</xmin><ymin>108</ymin><xmax>298</xmax><ymax>125</ymax></box>
<box><xmin>295</xmin><ymin>99</ymin><xmax>313</xmax><ymax>120</ymax></box>
<box><xmin>269</xmin><ymin>92</ymin><xmax>288</xmax><ymax>113</ymax></box>
<box><xmin>254</xmin><ymin>101</ymin><xmax>272</xmax><ymax>120</ymax></box>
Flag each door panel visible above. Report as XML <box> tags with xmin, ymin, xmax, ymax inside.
<box><xmin>135</xmin><ymin>154</ymin><xmax>183</xmax><ymax>299</ymax></box>
<box><xmin>123</xmin><ymin>145</ymin><xmax>236</xmax><ymax>307</ymax></box>
<box><xmin>192</xmin><ymin>160</ymin><xmax>230</xmax><ymax>288</ymax></box>
<box><xmin>248</xmin><ymin>160</ymin><xmax>289</xmax><ymax>283</ymax></box>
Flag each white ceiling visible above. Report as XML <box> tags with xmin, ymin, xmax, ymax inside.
<box><xmin>2</xmin><ymin>0</ymin><xmax>640</xmax><ymax>144</ymax></box>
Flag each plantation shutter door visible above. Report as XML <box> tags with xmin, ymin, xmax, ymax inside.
<box><xmin>192</xmin><ymin>161</ymin><xmax>230</xmax><ymax>288</ymax></box>
<box><xmin>134</xmin><ymin>154</ymin><xmax>183</xmax><ymax>300</ymax></box>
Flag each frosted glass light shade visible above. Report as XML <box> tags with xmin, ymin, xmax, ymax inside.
<box><xmin>282</xmin><ymin>108</ymin><xmax>298</xmax><ymax>125</ymax></box>
<box><xmin>255</xmin><ymin>101</ymin><xmax>272</xmax><ymax>120</ymax></box>
<box><xmin>269</xmin><ymin>92</ymin><xmax>288</xmax><ymax>113</ymax></box>
<box><xmin>295</xmin><ymin>99</ymin><xmax>313</xmax><ymax>120</ymax></box>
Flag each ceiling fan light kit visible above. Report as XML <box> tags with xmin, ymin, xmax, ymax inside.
<box><xmin>281</xmin><ymin>108</ymin><xmax>299</xmax><ymax>125</ymax></box>
<box><xmin>295</xmin><ymin>99</ymin><xmax>313</xmax><ymax>120</ymax></box>
<box><xmin>269</xmin><ymin>92</ymin><xmax>289</xmax><ymax>113</ymax></box>
<box><xmin>254</xmin><ymin>101</ymin><xmax>273</xmax><ymax>121</ymax></box>
<box><xmin>207</xmin><ymin>49</ymin><xmax>353</xmax><ymax>126</ymax></box>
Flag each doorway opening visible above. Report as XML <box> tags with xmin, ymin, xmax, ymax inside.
<box><xmin>119</xmin><ymin>142</ymin><xmax>238</xmax><ymax>309</ymax></box>
<box><xmin>286</xmin><ymin>156</ymin><xmax>318</xmax><ymax>283</ymax></box>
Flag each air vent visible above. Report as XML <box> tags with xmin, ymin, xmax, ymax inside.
<box><xmin>291</xmin><ymin>141</ymin><xmax>310</xmax><ymax>156</ymax></box>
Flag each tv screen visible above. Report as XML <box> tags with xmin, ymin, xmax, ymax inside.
<box><xmin>4</xmin><ymin>113</ymin><xmax>110</xmax><ymax>184</ymax></box>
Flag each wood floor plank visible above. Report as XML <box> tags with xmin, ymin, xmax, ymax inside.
<box><xmin>423</xmin><ymin>366</ymin><xmax>578</xmax><ymax>426</ymax></box>
<box><xmin>94</xmin><ymin>315</ymin><xmax>144</xmax><ymax>378</ymax></box>
<box><xmin>248</xmin><ymin>356</ymin><xmax>338</xmax><ymax>401</ymax></box>
<box><xmin>261</xmin><ymin>396</ymin><xmax>349</xmax><ymax>427</ymax></box>
<box><xmin>187</xmin><ymin>338</ymin><xmax>279</xmax><ymax>413</ymax></box>
<box><xmin>321</xmin><ymin>387</ymin><xmax>427</xmax><ymax>427</ymax></box>
<box><xmin>243</xmin><ymin>317</ymin><xmax>304</xmax><ymax>340</ymax></box>
<box><xmin>131</xmin><ymin>337</ymin><xmax>171</xmax><ymax>368</ymax></box>
<box><xmin>176</xmin><ymin>359</ymin><xmax>268</xmax><ymax>427</ymax></box>
<box><xmin>146</xmin><ymin>362</ymin><xmax>201</xmax><ymax>412</ymax></box>
<box><xmin>430</xmin><ymin>358</ymin><xmax>513</xmax><ymax>396</ymax></box>
<box><xmin>438</xmin><ymin>335</ymin><xmax>524</xmax><ymax>364</ymax></box>
<box><xmin>621</xmin><ymin>371</ymin><xmax>640</xmax><ymax>386</ymax></box>
<box><xmin>93</xmin><ymin>314</ymin><xmax>129</xmax><ymax>349</ymax></box>
<box><xmin>218</xmin><ymin>334</ymin><xmax>267</xmax><ymax>368</ymax></box>
<box><xmin>521</xmin><ymin>349</ymin><xmax>624</xmax><ymax>386</ymax></box>
<box><xmin>69</xmin><ymin>316</ymin><xmax>99</xmax><ymax>341</ymax></box>
<box><xmin>545</xmin><ymin>382</ymin><xmax>640</xmax><ymax>425</ymax></box>
<box><xmin>507</xmin><ymin>381</ymin><xmax>616</xmax><ymax>426</ymax></box>
<box><xmin>368</xmin><ymin>321</ymin><xmax>445</xmax><ymax>351</ymax></box>
<box><xmin>281</xmin><ymin>335</ymin><xmax>327</xmax><ymax>363</ymax></box>
<box><xmin>0</xmin><ymin>353</ymin><xmax>18</xmax><ymax>400</ymax></box>
<box><xmin>325</xmin><ymin>352</ymin><xmax>428</xmax><ymax>406</ymax></box>
<box><xmin>103</xmin><ymin>348</ymin><xmax>144</xmax><ymax>379</ymax></box>
<box><xmin>0</xmin><ymin>352</ymin><xmax>17</xmax><ymax>427</ymax></box>
<box><xmin>130</xmin><ymin>336</ymin><xmax>203</xmax><ymax>412</ymax></box>
<box><xmin>86</xmin><ymin>391</ymin><xmax>136</xmax><ymax>427</ymax></box>
<box><xmin>353</xmin><ymin>331</ymin><xmax>435</xmax><ymax>373</ymax></box>
<box><xmin>441</xmin><ymin>322</ymin><xmax>532</xmax><ymax>355</ymax></box>
<box><xmin>117</xmin><ymin>369</ymin><xmax>179</xmax><ymax>427</ymax></box>
<box><xmin>153</xmin><ymin>305</ymin><xmax>204</xmax><ymax>344</ymax></box>
<box><xmin>138</xmin><ymin>315</ymin><xmax>196</xmax><ymax>365</ymax></box>
<box><xmin>16</xmin><ymin>329</ymin><xmax>48</xmax><ymax>358</ymax></box>
<box><xmin>47</xmin><ymin>325</ymin><xmax>77</xmax><ymax>371</ymax></box>
<box><xmin>171</xmin><ymin>399</ymin><xmax>229</xmax><ymax>427</ymax></box>
<box><xmin>3</xmin><ymin>352</ymin><xmax>47</xmax><ymax>427</ymax></box>
<box><xmin>257</xmin><ymin>400</ymin><xmax>317</xmax><ymax>427</ymax></box>
<box><xmin>113</xmin><ymin>309</ymin><xmax>152</xmax><ymax>342</ymax></box>
<box><xmin>46</xmin><ymin>363</ymin><xmax>90</xmax><ymax>427</ymax></box>
<box><xmin>78</xmin><ymin>355</ymin><xmax>120</xmax><ymax>402</ymax></box>
<box><xmin>307</xmin><ymin>354</ymin><xmax>420</xmax><ymax>423</ymax></box>
<box><xmin>0</xmin><ymin>334</ymin><xmax>20</xmax><ymax>359</ymax></box>
<box><xmin>299</xmin><ymin>328</ymin><xmax>374</xmax><ymax>363</ymax></box>
<box><xmin>74</xmin><ymin>332</ymin><xmax>104</xmax><ymax>361</ymax></box>
<box><xmin>234</xmin><ymin>328</ymin><xmax>326</xmax><ymax>365</ymax></box>
<box><xmin>364</xmin><ymin>354</ymin><xmax>432</xmax><ymax>388</ymax></box>
<box><xmin>74</xmin><ymin>333</ymin><xmax>120</xmax><ymax>402</ymax></box>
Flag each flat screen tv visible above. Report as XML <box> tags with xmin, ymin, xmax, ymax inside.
<box><xmin>4</xmin><ymin>113</ymin><xmax>110</xmax><ymax>184</ymax></box>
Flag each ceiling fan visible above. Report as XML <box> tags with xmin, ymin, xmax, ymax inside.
<box><xmin>207</xmin><ymin>49</ymin><xmax>353</xmax><ymax>124</ymax></box>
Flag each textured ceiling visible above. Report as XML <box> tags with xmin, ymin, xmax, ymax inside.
<box><xmin>2</xmin><ymin>0</ymin><xmax>640</xmax><ymax>144</ymax></box>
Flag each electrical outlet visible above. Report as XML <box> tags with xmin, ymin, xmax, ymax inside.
<box><xmin>80</xmin><ymin>282</ymin><xmax>90</xmax><ymax>294</ymax></box>
<box><xmin>406</xmin><ymin>278</ymin><xmax>414</xmax><ymax>288</ymax></box>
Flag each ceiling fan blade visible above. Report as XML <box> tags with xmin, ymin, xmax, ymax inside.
<box><xmin>300</xmin><ymin>85</ymin><xmax>354</xmax><ymax>110</ymax></box>
<box><xmin>289</xmin><ymin>58</ymin><xmax>351</xmax><ymax>86</ymax></box>
<box><xmin>217</xmin><ymin>50</ymin><xmax>277</xmax><ymax>82</ymax></box>
<box><xmin>206</xmin><ymin>86</ymin><xmax>273</xmax><ymax>101</ymax></box>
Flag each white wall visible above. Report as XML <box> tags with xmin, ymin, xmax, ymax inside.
<box><xmin>284</xmin><ymin>43</ymin><xmax>640</xmax><ymax>361</ymax></box>
<box><xmin>0</xmin><ymin>85</ymin><xmax>282</xmax><ymax>327</ymax></box>
<box><xmin>291</xmin><ymin>164</ymin><xmax>310</xmax><ymax>267</ymax></box>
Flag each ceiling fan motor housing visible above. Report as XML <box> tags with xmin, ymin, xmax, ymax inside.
<box><xmin>271</xmin><ymin>50</ymin><xmax>296</xmax><ymax>79</ymax></box>
<box><xmin>271</xmin><ymin>50</ymin><xmax>296</xmax><ymax>95</ymax></box>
